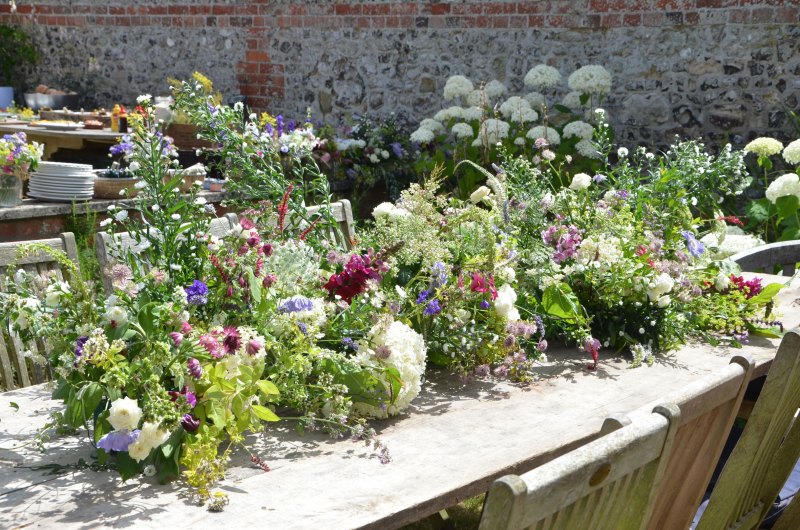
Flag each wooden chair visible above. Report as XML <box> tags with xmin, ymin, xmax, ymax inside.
<box><xmin>0</xmin><ymin>233</ymin><xmax>80</xmax><ymax>391</ymax></box>
<box><xmin>729</xmin><ymin>240</ymin><xmax>800</xmax><ymax>276</ymax></box>
<box><xmin>479</xmin><ymin>403</ymin><xmax>681</xmax><ymax>530</ymax></box>
<box><xmin>644</xmin><ymin>355</ymin><xmax>755</xmax><ymax>529</ymax></box>
<box><xmin>305</xmin><ymin>199</ymin><xmax>356</xmax><ymax>250</ymax></box>
<box><xmin>95</xmin><ymin>213</ymin><xmax>240</xmax><ymax>293</ymax></box>
<box><xmin>695</xmin><ymin>329</ymin><xmax>800</xmax><ymax>530</ymax></box>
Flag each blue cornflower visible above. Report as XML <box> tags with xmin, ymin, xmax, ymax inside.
<box><xmin>681</xmin><ymin>230</ymin><xmax>705</xmax><ymax>258</ymax></box>
<box><xmin>342</xmin><ymin>337</ymin><xmax>359</xmax><ymax>351</ymax></box>
<box><xmin>75</xmin><ymin>336</ymin><xmax>89</xmax><ymax>356</ymax></box>
<box><xmin>424</xmin><ymin>299</ymin><xmax>442</xmax><ymax>316</ymax></box>
<box><xmin>279</xmin><ymin>296</ymin><xmax>314</xmax><ymax>313</ymax></box>
<box><xmin>480</xmin><ymin>300</ymin><xmax>491</xmax><ymax>310</ymax></box>
<box><xmin>416</xmin><ymin>290</ymin><xmax>430</xmax><ymax>304</ymax></box>
<box><xmin>185</xmin><ymin>280</ymin><xmax>209</xmax><ymax>305</ymax></box>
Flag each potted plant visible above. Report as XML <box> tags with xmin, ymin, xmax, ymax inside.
<box><xmin>0</xmin><ymin>132</ymin><xmax>41</xmax><ymax>207</ymax></box>
<box><xmin>0</xmin><ymin>24</ymin><xmax>38</xmax><ymax>110</ymax></box>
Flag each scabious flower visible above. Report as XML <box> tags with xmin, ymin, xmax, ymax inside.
<box><xmin>278</xmin><ymin>296</ymin><xmax>314</xmax><ymax>313</ymax></box>
<box><xmin>97</xmin><ymin>429</ymin><xmax>140</xmax><ymax>452</ymax></box>
<box><xmin>681</xmin><ymin>230</ymin><xmax>705</xmax><ymax>258</ymax></box>
<box><xmin>744</xmin><ymin>137</ymin><xmax>783</xmax><ymax>157</ymax></box>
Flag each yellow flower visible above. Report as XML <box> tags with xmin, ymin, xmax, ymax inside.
<box><xmin>191</xmin><ymin>71</ymin><xmax>214</xmax><ymax>94</ymax></box>
<box><xmin>259</xmin><ymin>112</ymin><xmax>277</xmax><ymax>128</ymax></box>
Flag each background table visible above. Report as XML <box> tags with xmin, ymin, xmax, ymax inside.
<box><xmin>0</xmin><ymin>123</ymin><xmax>122</xmax><ymax>160</ymax></box>
<box><xmin>1</xmin><ymin>275</ymin><xmax>798</xmax><ymax>529</ymax></box>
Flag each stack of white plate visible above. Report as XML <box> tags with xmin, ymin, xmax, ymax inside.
<box><xmin>27</xmin><ymin>161</ymin><xmax>95</xmax><ymax>202</ymax></box>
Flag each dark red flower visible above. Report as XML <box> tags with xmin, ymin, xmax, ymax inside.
<box><xmin>222</xmin><ymin>326</ymin><xmax>241</xmax><ymax>354</ymax></box>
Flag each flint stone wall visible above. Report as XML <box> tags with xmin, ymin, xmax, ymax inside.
<box><xmin>2</xmin><ymin>1</ymin><xmax>799</xmax><ymax>147</ymax></box>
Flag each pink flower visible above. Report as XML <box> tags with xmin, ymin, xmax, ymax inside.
<box><xmin>181</xmin><ymin>321</ymin><xmax>192</xmax><ymax>334</ymax></box>
<box><xmin>199</xmin><ymin>333</ymin><xmax>222</xmax><ymax>358</ymax></box>
<box><xmin>168</xmin><ymin>332</ymin><xmax>183</xmax><ymax>347</ymax></box>
<box><xmin>246</xmin><ymin>339</ymin><xmax>263</xmax><ymax>356</ymax></box>
<box><xmin>583</xmin><ymin>338</ymin><xmax>601</xmax><ymax>370</ymax></box>
<box><xmin>222</xmin><ymin>326</ymin><xmax>241</xmax><ymax>355</ymax></box>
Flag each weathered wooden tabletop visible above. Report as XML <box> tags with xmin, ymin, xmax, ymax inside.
<box><xmin>1</xmin><ymin>274</ymin><xmax>798</xmax><ymax>530</ymax></box>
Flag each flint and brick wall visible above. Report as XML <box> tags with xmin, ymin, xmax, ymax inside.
<box><xmin>2</xmin><ymin>0</ymin><xmax>799</xmax><ymax>146</ymax></box>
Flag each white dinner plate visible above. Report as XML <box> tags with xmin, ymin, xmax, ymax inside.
<box><xmin>27</xmin><ymin>190</ymin><xmax>93</xmax><ymax>202</ymax></box>
<box><xmin>37</xmin><ymin>161</ymin><xmax>93</xmax><ymax>171</ymax></box>
<box><xmin>28</xmin><ymin>184</ymin><xmax>95</xmax><ymax>193</ymax></box>
<box><xmin>37</xmin><ymin>123</ymin><xmax>85</xmax><ymax>131</ymax></box>
<box><xmin>30</xmin><ymin>174</ymin><xmax>95</xmax><ymax>183</ymax></box>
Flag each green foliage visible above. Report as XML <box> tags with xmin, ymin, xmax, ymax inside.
<box><xmin>0</xmin><ymin>24</ymin><xmax>38</xmax><ymax>83</ymax></box>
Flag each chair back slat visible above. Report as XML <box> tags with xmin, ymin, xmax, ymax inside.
<box><xmin>696</xmin><ymin>330</ymin><xmax>800</xmax><ymax>530</ymax></box>
<box><xmin>645</xmin><ymin>355</ymin><xmax>755</xmax><ymax>529</ymax></box>
<box><xmin>480</xmin><ymin>403</ymin><xmax>681</xmax><ymax>530</ymax></box>
<box><xmin>730</xmin><ymin>240</ymin><xmax>800</xmax><ymax>276</ymax></box>
<box><xmin>0</xmin><ymin>233</ymin><xmax>78</xmax><ymax>391</ymax></box>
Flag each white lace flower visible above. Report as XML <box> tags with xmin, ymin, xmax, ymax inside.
<box><xmin>524</xmin><ymin>64</ymin><xmax>562</xmax><ymax>90</ymax></box>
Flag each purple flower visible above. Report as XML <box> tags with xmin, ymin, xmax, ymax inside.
<box><xmin>681</xmin><ymin>230</ymin><xmax>705</xmax><ymax>258</ymax></box>
<box><xmin>342</xmin><ymin>337</ymin><xmax>359</xmax><ymax>351</ymax></box>
<box><xmin>168</xmin><ymin>332</ymin><xmax>183</xmax><ymax>348</ymax></box>
<box><xmin>390</xmin><ymin>142</ymin><xmax>404</xmax><ymax>158</ymax></box>
<box><xmin>246</xmin><ymin>339</ymin><xmax>263</xmax><ymax>356</ymax></box>
<box><xmin>184</xmin><ymin>280</ymin><xmax>209</xmax><ymax>305</ymax></box>
<box><xmin>181</xmin><ymin>414</ymin><xmax>200</xmax><ymax>433</ymax></box>
<box><xmin>297</xmin><ymin>322</ymin><xmax>308</xmax><ymax>336</ymax></box>
<box><xmin>75</xmin><ymin>336</ymin><xmax>89</xmax><ymax>356</ymax></box>
<box><xmin>187</xmin><ymin>358</ymin><xmax>203</xmax><ymax>379</ymax></box>
<box><xmin>374</xmin><ymin>345</ymin><xmax>391</xmax><ymax>359</ymax></box>
<box><xmin>109</xmin><ymin>135</ymin><xmax>134</xmax><ymax>157</ymax></box>
<box><xmin>430</xmin><ymin>262</ymin><xmax>448</xmax><ymax>288</ymax></box>
<box><xmin>424</xmin><ymin>299</ymin><xmax>442</xmax><ymax>316</ymax></box>
<box><xmin>493</xmin><ymin>365</ymin><xmax>509</xmax><ymax>378</ymax></box>
<box><xmin>279</xmin><ymin>296</ymin><xmax>314</xmax><ymax>313</ymax></box>
<box><xmin>480</xmin><ymin>300</ymin><xmax>491</xmax><ymax>310</ymax></box>
<box><xmin>416</xmin><ymin>290</ymin><xmax>430</xmax><ymax>304</ymax></box>
<box><xmin>474</xmin><ymin>364</ymin><xmax>491</xmax><ymax>377</ymax></box>
<box><xmin>593</xmin><ymin>174</ymin><xmax>607</xmax><ymax>183</ymax></box>
<box><xmin>97</xmin><ymin>429</ymin><xmax>139</xmax><ymax>452</ymax></box>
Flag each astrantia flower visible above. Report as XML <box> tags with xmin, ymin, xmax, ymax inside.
<box><xmin>108</xmin><ymin>397</ymin><xmax>143</xmax><ymax>432</ymax></box>
<box><xmin>184</xmin><ymin>280</ymin><xmax>209</xmax><ymax>305</ymax></box>
<box><xmin>524</xmin><ymin>64</ymin><xmax>562</xmax><ymax>90</ymax></box>
<box><xmin>443</xmin><ymin>75</ymin><xmax>474</xmax><ymax>101</ymax></box>
<box><xmin>97</xmin><ymin>429</ymin><xmax>139</xmax><ymax>452</ymax></box>
<box><xmin>744</xmin><ymin>137</ymin><xmax>783</xmax><ymax>157</ymax></box>
<box><xmin>783</xmin><ymin>139</ymin><xmax>800</xmax><ymax>165</ymax></box>
<box><xmin>681</xmin><ymin>230</ymin><xmax>705</xmax><ymax>258</ymax></box>
<box><xmin>199</xmin><ymin>333</ymin><xmax>222</xmax><ymax>358</ymax></box>
<box><xmin>526</xmin><ymin>126</ymin><xmax>560</xmax><ymax>146</ymax></box>
<box><xmin>765</xmin><ymin>173</ymin><xmax>800</xmax><ymax>204</ymax></box>
<box><xmin>222</xmin><ymin>326</ymin><xmax>241</xmax><ymax>354</ymax></box>
<box><xmin>562</xmin><ymin>120</ymin><xmax>594</xmax><ymax>141</ymax></box>
<box><xmin>568</xmin><ymin>65</ymin><xmax>612</xmax><ymax>95</ymax></box>
<box><xmin>451</xmin><ymin>122</ymin><xmax>474</xmax><ymax>139</ymax></box>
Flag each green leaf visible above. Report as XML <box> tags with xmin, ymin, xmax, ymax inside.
<box><xmin>114</xmin><ymin>452</ymin><xmax>141</xmax><ymax>481</ymax></box>
<box><xmin>251</xmin><ymin>404</ymin><xmax>280</xmax><ymax>422</ymax></box>
<box><xmin>256</xmin><ymin>380</ymin><xmax>280</xmax><ymax>397</ymax></box>
<box><xmin>553</xmin><ymin>104</ymin><xmax>573</xmax><ymax>114</ymax></box>
<box><xmin>9</xmin><ymin>402</ymin><xmax>18</xmax><ymax>411</ymax></box>
<box><xmin>207</xmin><ymin>401</ymin><xmax>227</xmax><ymax>428</ymax></box>
<box><xmin>160</xmin><ymin>428</ymin><xmax>183</xmax><ymax>459</ymax></box>
<box><xmin>747</xmin><ymin>283</ymin><xmax>784</xmax><ymax>305</ymax></box>
<box><xmin>542</xmin><ymin>283</ymin><xmax>582</xmax><ymax>324</ymax></box>
<box><xmin>248</xmin><ymin>269</ymin><xmax>262</xmax><ymax>305</ymax></box>
<box><xmin>775</xmin><ymin>195</ymin><xmax>800</xmax><ymax>221</ymax></box>
<box><xmin>64</xmin><ymin>388</ymin><xmax>85</xmax><ymax>428</ymax></box>
<box><xmin>52</xmin><ymin>378</ymin><xmax>71</xmax><ymax>401</ymax></box>
<box><xmin>747</xmin><ymin>198</ymin><xmax>773</xmax><ymax>225</ymax></box>
<box><xmin>778</xmin><ymin>226</ymin><xmax>800</xmax><ymax>241</ymax></box>
<box><xmin>77</xmin><ymin>382</ymin><xmax>105</xmax><ymax>417</ymax></box>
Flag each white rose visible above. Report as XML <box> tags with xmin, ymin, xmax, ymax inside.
<box><xmin>372</xmin><ymin>202</ymin><xmax>396</xmax><ymax>218</ymax></box>
<box><xmin>108</xmin><ymin>397</ymin><xmax>143</xmax><ymax>431</ymax></box>
<box><xmin>657</xmin><ymin>295</ymin><xmax>671</xmax><ymax>308</ymax></box>
<box><xmin>569</xmin><ymin>173</ymin><xmax>592</xmax><ymax>191</ymax></box>
<box><xmin>45</xmin><ymin>290</ymin><xmax>61</xmax><ymax>308</ymax></box>
<box><xmin>647</xmin><ymin>273</ymin><xmax>675</xmax><ymax>302</ymax></box>
<box><xmin>470</xmin><ymin>186</ymin><xmax>492</xmax><ymax>204</ymax></box>
<box><xmin>494</xmin><ymin>284</ymin><xmax>520</xmax><ymax>321</ymax></box>
<box><xmin>105</xmin><ymin>306</ymin><xmax>129</xmax><ymax>325</ymax></box>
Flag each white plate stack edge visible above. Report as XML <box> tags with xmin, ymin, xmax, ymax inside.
<box><xmin>27</xmin><ymin>161</ymin><xmax>95</xmax><ymax>202</ymax></box>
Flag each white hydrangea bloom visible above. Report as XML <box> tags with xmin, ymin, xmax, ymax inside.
<box><xmin>373</xmin><ymin>202</ymin><xmax>410</xmax><ymax>220</ymax></box>
<box><xmin>443</xmin><ymin>75</ymin><xmax>474</xmax><ymax>101</ymax></box>
<box><xmin>561</xmin><ymin>90</ymin><xmax>585</xmax><ymax>109</ymax></box>
<box><xmin>451</xmin><ymin>122</ymin><xmax>475</xmax><ymax>139</ymax></box>
<box><xmin>410</xmin><ymin>127</ymin><xmax>435</xmax><ymax>144</ymax></box>
<box><xmin>783</xmin><ymin>139</ymin><xmax>800</xmax><ymax>165</ymax></box>
<box><xmin>514</xmin><ymin>136</ymin><xmax>526</xmax><ymax>146</ymax></box>
<box><xmin>461</xmin><ymin>106</ymin><xmax>482</xmax><ymax>121</ymax></box>
<box><xmin>526</xmin><ymin>126</ymin><xmax>560</xmax><ymax>146</ymax></box>
<box><xmin>354</xmin><ymin>320</ymin><xmax>427</xmax><ymax>418</ymax></box>
<box><xmin>419</xmin><ymin>118</ymin><xmax>443</xmax><ymax>133</ymax></box>
<box><xmin>499</xmin><ymin>96</ymin><xmax>531</xmax><ymax>119</ymax></box>
<box><xmin>765</xmin><ymin>173</ymin><xmax>800</xmax><ymax>203</ymax></box>
<box><xmin>523</xmin><ymin>91</ymin><xmax>546</xmax><ymax>110</ymax></box>
<box><xmin>524</xmin><ymin>64</ymin><xmax>562</xmax><ymax>90</ymax></box>
<box><xmin>478</xmin><ymin>119</ymin><xmax>510</xmax><ymax>144</ymax></box>
<box><xmin>466</xmin><ymin>89</ymin><xmax>485</xmax><ymax>108</ymax></box>
<box><xmin>568</xmin><ymin>65</ymin><xmax>612</xmax><ymax>95</ymax></box>
<box><xmin>108</xmin><ymin>397</ymin><xmax>143</xmax><ymax>431</ymax></box>
<box><xmin>511</xmin><ymin>107</ymin><xmax>538</xmax><ymax>123</ymax></box>
<box><xmin>575</xmin><ymin>139</ymin><xmax>599</xmax><ymax>158</ymax></box>
<box><xmin>483</xmin><ymin>80</ymin><xmax>507</xmax><ymax>100</ymax></box>
<box><xmin>744</xmin><ymin>137</ymin><xmax>783</xmax><ymax>157</ymax></box>
<box><xmin>562</xmin><ymin>120</ymin><xmax>595</xmax><ymax>140</ymax></box>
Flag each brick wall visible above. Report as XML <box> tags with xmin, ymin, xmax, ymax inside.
<box><xmin>2</xmin><ymin>1</ymin><xmax>799</xmax><ymax>146</ymax></box>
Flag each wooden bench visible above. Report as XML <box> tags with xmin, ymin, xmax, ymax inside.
<box><xmin>0</xmin><ymin>233</ymin><xmax>80</xmax><ymax>391</ymax></box>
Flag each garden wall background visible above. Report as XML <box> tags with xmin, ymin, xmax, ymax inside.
<box><xmin>2</xmin><ymin>0</ymin><xmax>799</xmax><ymax>146</ymax></box>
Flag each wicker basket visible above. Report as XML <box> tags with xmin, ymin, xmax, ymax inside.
<box><xmin>165</xmin><ymin>123</ymin><xmax>213</xmax><ymax>150</ymax></box>
<box><xmin>94</xmin><ymin>177</ymin><xmax>139</xmax><ymax>199</ymax></box>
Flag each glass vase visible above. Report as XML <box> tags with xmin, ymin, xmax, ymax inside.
<box><xmin>0</xmin><ymin>169</ymin><xmax>23</xmax><ymax>208</ymax></box>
